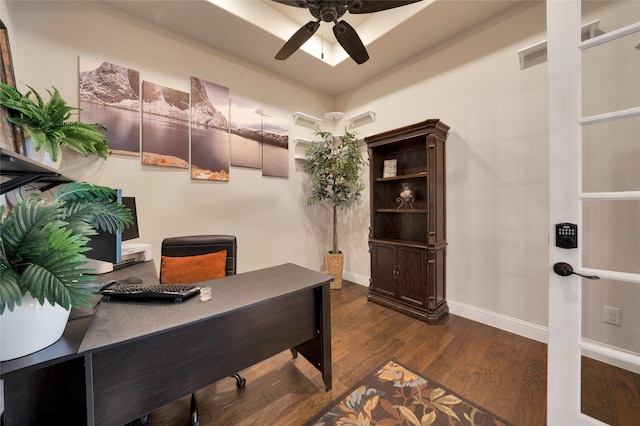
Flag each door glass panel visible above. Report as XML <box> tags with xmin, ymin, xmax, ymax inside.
<box><xmin>582</xmin><ymin>279</ymin><xmax>640</xmax><ymax>352</ymax></box>
<box><xmin>582</xmin><ymin>30</ymin><xmax>640</xmax><ymax>116</ymax></box>
<box><xmin>582</xmin><ymin>0</ymin><xmax>640</xmax><ymax>32</ymax></box>
<box><xmin>582</xmin><ymin>200</ymin><xmax>640</xmax><ymax>274</ymax></box>
<box><xmin>581</xmin><ymin>1</ymin><xmax>640</xmax><ymax>117</ymax></box>
<box><xmin>582</xmin><ymin>116</ymin><xmax>640</xmax><ymax>192</ymax></box>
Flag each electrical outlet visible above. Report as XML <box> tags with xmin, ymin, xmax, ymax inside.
<box><xmin>603</xmin><ymin>305</ymin><xmax>622</xmax><ymax>326</ymax></box>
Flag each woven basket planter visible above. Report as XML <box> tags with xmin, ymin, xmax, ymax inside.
<box><xmin>326</xmin><ymin>252</ymin><xmax>344</xmax><ymax>289</ymax></box>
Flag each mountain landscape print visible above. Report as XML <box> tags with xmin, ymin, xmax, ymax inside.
<box><xmin>79</xmin><ymin>58</ymin><xmax>141</xmax><ymax>156</ymax></box>
<box><xmin>191</xmin><ymin>77</ymin><xmax>230</xmax><ymax>181</ymax></box>
<box><xmin>141</xmin><ymin>81</ymin><xmax>189</xmax><ymax>168</ymax></box>
<box><xmin>262</xmin><ymin>114</ymin><xmax>289</xmax><ymax>178</ymax></box>
<box><xmin>230</xmin><ymin>98</ymin><xmax>263</xmax><ymax>170</ymax></box>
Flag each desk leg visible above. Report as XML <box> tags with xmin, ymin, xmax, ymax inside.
<box><xmin>294</xmin><ymin>284</ymin><xmax>332</xmax><ymax>391</ymax></box>
<box><xmin>319</xmin><ymin>283</ymin><xmax>332</xmax><ymax>391</ymax></box>
<box><xmin>85</xmin><ymin>353</ymin><xmax>95</xmax><ymax>425</ymax></box>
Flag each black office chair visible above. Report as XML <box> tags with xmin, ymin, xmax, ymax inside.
<box><xmin>139</xmin><ymin>235</ymin><xmax>245</xmax><ymax>426</ymax></box>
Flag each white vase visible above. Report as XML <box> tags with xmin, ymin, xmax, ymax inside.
<box><xmin>23</xmin><ymin>137</ymin><xmax>62</xmax><ymax>170</ymax></box>
<box><xmin>0</xmin><ymin>292</ymin><xmax>71</xmax><ymax>361</ymax></box>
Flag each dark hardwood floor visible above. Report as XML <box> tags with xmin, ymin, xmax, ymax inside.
<box><xmin>138</xmin><ymin>281</ymin><xmax>640</xmax><ymax>426</ymax></box>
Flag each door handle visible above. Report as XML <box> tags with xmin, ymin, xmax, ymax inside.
<box><xmin>553</xmin><ymin>262</ymin><xmax>600</xmax><ymax>280</ymax></box>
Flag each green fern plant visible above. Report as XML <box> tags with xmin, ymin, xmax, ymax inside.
<box><xmin>303</xmin><ymin>129</ymin><xmax>366</xmax><ymax>254</ymax></box>
<box><xmin>0</xmin><ymin>83</ymin><xmax>110</xmax><ymax>162</ymax></box>
<box><xmin>0</xmin><ymin>182</ymin><xmax>133</xmax><ymax>314</ymax></box>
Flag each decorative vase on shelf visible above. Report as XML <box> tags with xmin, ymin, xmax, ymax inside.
<box><xmin>23</xmin><ymin>137</ymin><xmax>62</xmax><ymax>170</ymax></box>
<box><xmin>0</xmin><ymin>292</ymin><xmax>71</xmax><ymax>361</ymax></box>
<box><xmin>396</xmin><ymin>182</ymin><xmax>415</xmax><ymax>209</ymax></box>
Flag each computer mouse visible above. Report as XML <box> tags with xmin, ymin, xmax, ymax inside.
<box><xmin>126</xmin><ymin>276</ymin><xmax>143</xmax><ymax>284</ymax></box>
<box><xmin>99</xmin><ymin>280</ymin><xmax>120</xmax><ymax>291</ymax></box>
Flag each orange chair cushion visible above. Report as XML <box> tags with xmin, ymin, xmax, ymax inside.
<box><xmin>160</xmin><ymin>250</ymin><xmax>227</xmax><ymax>284</ymax></box>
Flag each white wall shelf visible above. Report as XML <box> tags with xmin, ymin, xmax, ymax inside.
<box><xmin>324</xmin><ymin>111</ymin><xmax>345</xmax><ymax>120</ymax></box>
<box><xmin>292</xmin><ymin>112</ymin><xmax>321</xmax><ymax>129</ymax></box>
<box><xmin>293</xmin><ymin>138</ymin><xmax>311</xmax><ymax>161</ymax></box>
<box><xmin>517</xmin><ymin>19</ymin><xmax>600</xmax><ymax>69</ymax></box>
<box><xmin>346</xmin><ymin>110</ymin><xmax>376</xmax><ymax>129</ymax></box>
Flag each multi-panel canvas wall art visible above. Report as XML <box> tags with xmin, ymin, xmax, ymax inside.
<box><xmin>79</xmin><ymin>58</ymin><xmax>141</xmax><ymax>156</ymax></box>
<box><xmin>190</xmin><ymin>77</ymin><xmax>230</xmax><ymax>181</ymax></box>
<box><xmin>230</xmin><ymin>98</ymin><xmax>263</xmax><ymax>170</ymax></box>
<box><xmin>78</xmin><ymin>57</ymin><xmax>290</xmax><ymax>179</ymax></box>
<box><xmin>141</xmin><ymin>81</ymin><xmax>189</xmax><ymax>168</ymax></box>
<box><xmin>262</xmin><ymin>115</ymin><xmax>289</xmax><ymax>178</ymax></box>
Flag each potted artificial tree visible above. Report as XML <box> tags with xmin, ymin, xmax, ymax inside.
<box><xmin>303</xmin><ymin>129</ymin><xmax>366</xmax><ymax>289</ymax></box>
<box><xmin>0</xmin><ymin>182</ymin><xmax>132</xmax><ymax>360</ymax></box>
<box><xmin>0</xmin><ymin>82</ymin><xmax>110</xmax><ymax>166</ymax></box>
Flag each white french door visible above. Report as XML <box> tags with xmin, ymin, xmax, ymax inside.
<box><xmin>547</xmin><ymin>1</ymin><xmax>640</xmax><ymax>424</ymax></box>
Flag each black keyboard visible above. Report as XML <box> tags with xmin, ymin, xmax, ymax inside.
<box><xmin>101</xmin><ymin>284</ymin><xmax>200</xmax><ymax>303</ymax></box>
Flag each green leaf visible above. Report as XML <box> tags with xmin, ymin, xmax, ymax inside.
<box><xmin>432</xmin><ymin>402</ymin><xmax>460</xmax><ymax>421</ymax></box>
<box><xmin>0</xmin><ymin>265</ymin><xmax>22</xmax><ymax>314</ymax></box>
<box><xmin>464</xmin><ymin>407</ymin><xmax>478</xmax><ymax>425</ymax></box>
<box><xmin>433</xmin><ymin>394</ymin><xmax>462</xmax><ymax>405</ymax></box>
<box><xmin>393</xmin><ymin>405</ymin><xmax>421</xmax><ymax>426</ymax></box>
<box><xmin>429</xmin><ymin>388</ymin><xmax>446</xmax><ymax>401</ymax></box>
<box><xmin>421</xmin><ymin>410</ymin><xmax>436</xmax><ymax>426</ymax></box>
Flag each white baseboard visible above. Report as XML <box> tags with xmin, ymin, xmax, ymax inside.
<box><xmin>581</xmin><ymin>339</ymin><xmax>640</xmax><ymax>375</ymax></box>
<box><xmin>343</xmin><ymin>271</ymin><xmax>369</xmax><ymax>287</ymax></box>
<box><xmin>447</xmin><ymin>299</ymin><xmax>549</xmax><ymax>344</ymax></box>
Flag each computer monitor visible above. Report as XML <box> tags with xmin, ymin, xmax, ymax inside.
<box><xmin>121</xmin><ymin>196</ymin><xmax>139</xmax><ymax>241</ymax></box>
<box><xmin>86</xmin><ymin>191</ymin><xmax>139</xmax><ymax>264</ymax></box>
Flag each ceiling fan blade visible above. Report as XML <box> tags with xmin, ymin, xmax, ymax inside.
<box><xmin>350</xmin><ymin>0</ymin><xmax>422</xmax><ymax>14</ymax></box>
<box><xmin>270</xmin><ymin>0</ymin><xmax>307</xmax><ymax>8</ymax></box>
<box><xmin>333</xmin><ymin>20</ymin><xmax>369</xmax><ymax>64</ymax></box>
<box><xmin>275</xmin><ymin>21</ymin><xmax>321</xmax><ymax>60</ymax></box>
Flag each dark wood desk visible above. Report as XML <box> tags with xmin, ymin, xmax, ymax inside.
<box><xmin>1</xmin><ymin>262</ymin><xmax>332</xmax><ymax>426</ymax></box>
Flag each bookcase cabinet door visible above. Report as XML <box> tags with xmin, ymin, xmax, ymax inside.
<box><xmin>370</xmin><ymin>242</ymin><xmax>397</xmax><ymax>298</ymax></box>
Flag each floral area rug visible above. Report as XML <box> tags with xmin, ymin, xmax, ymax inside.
<box><xmin>306</xmin><ymin>359</ymin><xmax>515</xmax><ymax>426</ymax></box>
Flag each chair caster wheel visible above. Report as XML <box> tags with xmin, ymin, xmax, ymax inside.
<box><xmin>136</xmin><ymin>414</ymin><xmax>150</xmax><ymax>425</ymax></box>
<box><xmin>233</xmin><ymin>373</ymin><xmax>246</xmax><ymax>388</ymax></box>
<box><xmin>190</xmin><ymin>393</ymin><xmax>199</xmax><ymax>426</ymax></box>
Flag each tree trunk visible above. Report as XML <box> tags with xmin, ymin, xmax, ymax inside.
<box><xmin>332</xmin><ymin>204</ymin><xmax>338</xmax><ymax>254</ymax></box>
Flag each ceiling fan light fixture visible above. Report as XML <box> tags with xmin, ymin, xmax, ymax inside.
<box><xmin>348</xmin><ymin>0</ymin><xmax>364</xmax><ymax>13</ymax></box>
<box><xmin>334</xmin><ymin>20</ymin><xmax>347</xmax><ymax>35</ymax></box>
<box><xmin>272</xmin><ymin>0</ymin><xmax>423</xmax><ymax>64</ymax></box>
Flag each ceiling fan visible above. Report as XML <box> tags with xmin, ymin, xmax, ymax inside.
<box><xmin>272</xmin><ymin>0</ymin><xmax>422</xmax><ymax>64</ymax></box>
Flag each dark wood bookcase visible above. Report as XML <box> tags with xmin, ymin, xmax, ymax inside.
<box><xmin>365</xmin><ymin>119</ymin><xmax>450</xmax><ymax>324</ymax></box>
